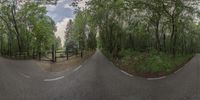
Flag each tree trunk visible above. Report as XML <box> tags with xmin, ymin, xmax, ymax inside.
<box><xmin>11</xmin><ymin>5</ymin><xmax>22</xmax><ymax>53</ymax></box>
<box><xmin>155</xmin><ymin>19</ymin><xmax>161</xmax><ymax>51</ymax></box>
<box><xmin>0</xmin><ymin>16</ymin><xmax>13</xmax><ymax>57</ymax></box>
<box><xmin>66</xmin><ymin>47</ymin><xmax>68</xmax><ymax>60</ymax></box>
<box><xmin>81</xmin><ymin>50</ymin><xmax>83</xmax><ymax>58</ymax></box>
<box><xmin>171</xmin><ymin>16</ymin><xmax>177</xmax><ymax>56</ymax></box>
<box><xmin>0</xmin><ymin>33</ymin><xmax>2</xmax><ymax>55</ymax></box>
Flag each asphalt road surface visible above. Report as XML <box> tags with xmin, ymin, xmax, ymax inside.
<box><xmin>0</xmin><ymin>51</ymin><xmax>200</xmax><ymax>100</ymax></box>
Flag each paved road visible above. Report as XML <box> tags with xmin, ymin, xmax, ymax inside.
<box><xmin>0</xmin><ymin>51</ymin><xmax>200</xmax><ymax>100</ymax></box>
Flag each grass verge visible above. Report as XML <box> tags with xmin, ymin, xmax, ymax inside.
<box><xmin>103</xmin><ymin>49</ymin><xmax>193</xmax><ymax>78</ymax></box>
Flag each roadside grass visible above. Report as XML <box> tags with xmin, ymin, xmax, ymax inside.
<box><xmin>104</xmin><ymin>49</ymin><xmax>193</xmax><ymax>77</ymax></box>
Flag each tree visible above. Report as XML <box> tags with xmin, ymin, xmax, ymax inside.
<box><xmin>0</xmin><ymin>1</ymin><xmax>56</xmax><ymax>58</ymax></box>
<box><xmin>71</xmin><ymin>10</ymin><xmax>87</xmax><ymax>57</ymax></box>
<box><xmin>55</xmin><ymin>37</ymin><xmax>62</xmax><ymax>49</ymax></box>
<box><xmin>72</xmin><ymin>0</ymin><xmax>200</xmax><ymax>58</ymax></box>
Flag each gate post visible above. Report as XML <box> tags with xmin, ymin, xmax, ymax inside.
<box><xmin>55</xmin><ymin>47</ymin><xmax>57</xmax><ymax>62</ymax></box>
<box><xmin>39</xmin><ymin>52</ymin><xmax>41</xmax><ymax>60</ymax></box>
<box><xmin>52</xmin><ymin>44</ymin><xmax>57</xmax><ymax>62</ymax></box>
<box><xmin>52</xmin><ymin>44</ymin><xmax>55</xmax><ymax>62</ymax></box>
<box><xmin>32</xmin><ymin>50</ymin><xmax>34</xmax><ymax>59</ymax></box>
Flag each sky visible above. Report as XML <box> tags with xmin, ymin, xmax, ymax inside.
<box><xmin>46</xmin><ymin>0</ymin><xmax>87</xmax><ymax>46</ymax></box>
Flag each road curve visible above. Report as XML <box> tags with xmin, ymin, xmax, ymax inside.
<box><xmin>0</xmin><ymin>51</ymin><xmax>200</xmax><ymax>100</ymax></box>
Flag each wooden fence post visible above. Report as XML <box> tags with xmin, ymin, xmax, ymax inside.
<box><xmin>66</xmin><ymin>46</ymin><xmax>68</xmax><ymax>60</ymax></box>
<box><xmin>52</xmin><ymin>44</ymin><xmax>57</xmax><ymax>62</ymax></box>
<box><xmin>81</xmin><ymin>50</ymin><xmax>83</xmax><ymax>58</ymax></box>
<box><xmin>39</xmin><ymin>51</ymin><xmax>41</xmax><ymax>61</ymax></box>
<box><xmin>55</xmin><ymin>48</ymin><xmax>57</xmax><ymax>62</ymax></box>
<box><xmin>32</xmin><ymin>49</ymin><xmax>36</xmax><ymax>59</ymax></box>
<box><xmin>52</xmin><ymin>44</ymin><xmax>55</xmax><ymax>62</ymax></box>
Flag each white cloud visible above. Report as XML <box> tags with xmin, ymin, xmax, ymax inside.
<box><xmin>57</xmin><ymin>0</ymin><xmax>65</xmax><ymax>3</ymax></box>
<box><xmin>78</xmin><ymin>0</ymin><xmax>89</xmax><ymax>8</ymax></box>
<box><xmin>55</xmin><ymin>17</ymin><xmax>71</xmax><ymax>46</ymax></box>
<box><xmin>46</xmin><ymin>5</ymin><xmax>56</xmax><ymax>11</ymax></box>
<box><xmin>64</xmin><ymin>3</ymin><xmax>73</xmax><ymax>9</ymax></box>
<box><xmin>46</xmin><ymin>0</ymin><xmax>90</xmax><ymax>46</ymax></box>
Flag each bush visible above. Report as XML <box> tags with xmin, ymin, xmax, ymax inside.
<box><xmin>103</xmin><ymin>48</ymin><xmax>192</xmax><ymax>74</ymax></box>
<box><xmin>118</xmin><ymin>50</ymin><xmax>192</xmax><ymax>73</ymax></box>
<box><xmin>135</xmin><ymin>52</ymin><xmax>192</xmax><ymax>73</ymax></box>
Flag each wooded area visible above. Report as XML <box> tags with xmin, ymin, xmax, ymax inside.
<box><xmin>0</xmin><ymin>0</ymin><xmax>96</xmax><ymax>61</ymax></box>
<box><xmin>1</xmin><ymin>0</ymin><xmax>200</xmax><ymax>65</ymax></box>
<box><xmin>71</xmin><ymin>0</ymin><xmax>200</xmax><ymax>58</ymax></box>
<box><xmin>70</xmin><ymin>0</ymin><xmax>200</xmax><ymax>74</ymax></box>
<box><xmin>0</xmin><ymin>1</ymin><xmax>57</xmax><ymax>59</ymax></box>
<box><xmin>64</xmin><ymin>11</ymin><xmax>97</xmax><ymax>58</ymax></box>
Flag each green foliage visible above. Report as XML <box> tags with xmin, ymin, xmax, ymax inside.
<box><xmin>55</xmin><ymin>37</ymin><xmax>62</xmax><ymax>49</ymax></box>
<box><xmin>64</xmin><ymin>10</ymin><xmax>97</xmax><ymax>56</ymax></box>
<box><xmin>87</xmin><ymin>32</ymin><xmax>97</xmax><ymax>50</ymax></box>
<box><xmin>136</xmin><ymin>53</ymin><xmax>192</xmax><ymax>73</ymax></box>
<box><xmin>73</xmin><ymin>0</ymin><xmax>200</xmax><ymax>57</ymax></box>
<box><xmin>0</xmin><ymin>1</ymin><xmax>56</xmax><ymax>57</ymax></box>
<box><xmin>119</xmin><ymin>49</ymin><xmax>192</xmax><ymax>73</ymax></box>
<box><xmin>71</xmin><ymin>0</ymin><xmax>200</xmax><ymax>73</ymax></box>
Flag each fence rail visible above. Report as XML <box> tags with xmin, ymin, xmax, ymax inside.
<box><xmin>0</xmin><ymin>45</ymin><xmax>81</xmax><ymax>62</ymax></box>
